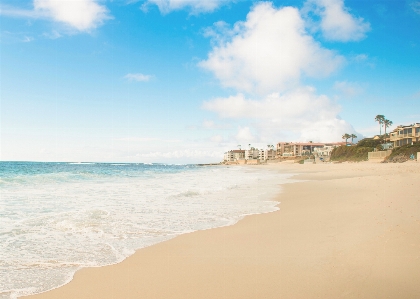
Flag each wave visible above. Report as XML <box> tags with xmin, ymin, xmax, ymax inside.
<box><xmin>0</xmin><ymin>164</ymin><xmax>292</xmax><ymax>298</ymax></box>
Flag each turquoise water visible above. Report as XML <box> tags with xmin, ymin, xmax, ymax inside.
<box><xmin>0</xmin><ymin>162</ymin><xmax>290</xmax><ymax>298</ymax></box>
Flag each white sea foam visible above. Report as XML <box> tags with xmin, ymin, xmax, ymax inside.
<box><xmin>0</xmin><ymin>165</ymin><xmax>293</xmax><ymax>298</ymax></box>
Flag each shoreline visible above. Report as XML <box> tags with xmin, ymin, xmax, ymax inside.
<box><xmin>23</xmin><ymin>162</ymin><xmax>420</xmax><ymax>298</ymax></box>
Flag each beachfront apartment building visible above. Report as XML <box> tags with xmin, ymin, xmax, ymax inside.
<box><xmin>312</xmin><ymin>145</ymin><xmax>339</xmax><ymax>157</ymax></box>
<box><xmin>223</xmin><ymin>148</ymin><xmax>277</xmax><ymax>162</ymax></box>
<box><xmin>245</xmin><ymin>148</ymin><xmax>260</xmax><ymax>160</ymax></box>
<box><xmin>224</xmin><ymin>150</ymin><xmax>245</xmax><ymax>162</ymax></box>
<box><xmin>390</xmin><ymin>123</ymin><xmax>420</xmax><ymax>147</ymax></box>
<box><xmin>259</xmin><ymin>149</ymin><xmax>276</xmax><ymax>161</ymax></box>
<box><xmin>276</xmin><ymin>142</ymin><xmax>343</xmax><ymax>157</ymax></box>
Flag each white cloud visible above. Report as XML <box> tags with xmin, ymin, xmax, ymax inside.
<box><xmin>1</xmin><ymin>0</ymin><xmax>110</xmax><ymax>32</ymax></box>
<box><xmin>203</xmin><ymin>87</ymin><xmax>356</xmax><ymax>142</ymax></box>
<box><xmin>42</xmin><ymin>30</ymin><xmax>62</xmax><ymax>39</ymax></box>
<box><xmin>199</xmin><ymin>2</ymin><xmax>344</xmax><ymax>94</ymax></box>
<box><xmin>124</xmin><ymin>73</ymin><xmax>153</xmax><ymax>82</ymax></box>
<box><xmin>333</xmin><ymin>81</ymin><xmax>363</xmax><ymax>96</ymax></box>
<box><xmin>116</xmin><ymin>137</ymin><xmax>180</xmax><ymax>142</ymax></box>
<box><xmin>303</xmin><ymin>0</ymin><xmax>370</xmax><ymax>41</ymax></box>
<box><xmin>0</xmin><ymin>5</ymin><xmax>40</xmax><ymax>18</ymax></box>
<box><xmin>22</xmin><ymin>36</ymin><xmax>34</xmax><ymax>42</ymax></box>
<box><xmin>203</xmin><ymin>120</ymin><xmax>217</xmax><ymax>129</ymax></box>
<box><xmin>235</xmin><ymin>127</ymin><xmax>256</xmax><ymax>143</ymax></box>
<box><xmin>143</xmin><ymin>0</ymin><xmax>231</xmax><ymax>14</ymax></box>
<box><xmin>136</xmin><ymin>149</ymin><xmax>221</xmax><ymax>159</ymax></box>
<box><xmin>210</xmin><ymin>135</ymin><xmax>224</xmax><ymax>143</ymax></box>
<box><xmin>353</xmin><ymin>53</ymin><xmax>368</xmax><ymax>62</ymax></box>
<box><xmin>34</xmin><ymin>0</ymin><xmax>110</xmax><ymax>31</ymax></box>
<box><xmin>410</xmin><ymin>1</ymin><xmax>420</xmax><ymax>14</ymax></box>
<box><xmin>202</xmin><ymin>120</ymin><xmax>231</xmax><ymax>130</ymax></box>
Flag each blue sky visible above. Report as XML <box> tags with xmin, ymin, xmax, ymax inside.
<box><xmin>1</xmin><ymin>0</ymin><xmax>420</xmax><ymax>163</ymax></box>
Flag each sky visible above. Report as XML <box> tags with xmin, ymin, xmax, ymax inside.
<box><xmin>1</xmin><ymin>0</ymin><xmax>420</xmax><ymax>163</ymax></box>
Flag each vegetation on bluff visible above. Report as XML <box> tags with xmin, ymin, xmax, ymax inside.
<box><xmin>330</xmin><ymin>137</ymin><xmax>384</xmax><ymax>162</ymax></box>
<box><xmin>331</xmin><ymin>138</ymin><xmax>419</xmax><ymax>163</ymax></box>
<box><xmin>384</xmin><ymin>143</ymin><xmax>420</xmax><ymax>163</ymax></box>
<box><xmin>330</xmin><ymin>144</ymin><xmax>373</xmax><ymax>162</ymax></box>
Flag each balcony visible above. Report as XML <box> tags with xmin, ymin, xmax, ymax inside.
<box><xmin>391</xmin><ymin>132</ymin><xmax>419</xmax><ymax>141</ymax></box>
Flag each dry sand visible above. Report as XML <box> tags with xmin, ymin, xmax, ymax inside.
<box><xmin>24</xmin><ymin>162</ymin><xmax>420</xmax><ymax>299</ymax></box>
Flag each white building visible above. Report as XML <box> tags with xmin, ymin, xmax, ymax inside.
<box><xmin>245</xmin><ymin>148</ymin><xmax>260</xmax><ymax>160</ymax></box>
<box><xmin>223</xmin><ymin>150</ymin><xmax>245</xmax><ymax>162</ymax></box>
<box><xmin>312</xmin><ymin>145</ymin><xmax>338</xmax><ymax>157</ymax></box>
<box><xmin>259</xmin><ymin>149</ymin><xmax>276</xmax><ymax>161</ymax></box>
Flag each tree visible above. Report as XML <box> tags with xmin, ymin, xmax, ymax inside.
<box><xmin>350</xmin><ymin>134</ymin><xmax>357</xmax><ymax>144</ymax></box>
<box><xmin>248</xmin><ymin>144</ymin><xmax>251</xmax><ymax>149</ymax></box>
<box><xmin>375</xmin><ymin>115</ymin><xmax>385</xmax><ymax>135</ymax></box>
<box><xmin>383</xmin><ymin>119</ymin><xmax>393</xmax><ymax>142</ymax></box>
<box><xmin>342</xmin><ymin>133</ymin><xmax>351</xmax><ymax>145</ymax></box>
<box><xmin>237</xmin><ymin>145</ymin><xmax>241</xmax><ymax>150</ymax></box>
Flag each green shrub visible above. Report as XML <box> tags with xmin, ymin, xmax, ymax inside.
<box><xmin>385</xmin><ymin>144</ymin><xmax>420</xmax><ymax>162</ymax></box>
<box><xmin>357</xmin><ymin>138</ymin><xmax>381</xmax><ymax>148</ymax></box>
<box><xmin>330</xmin><ymin>145</ymin><xmax>372</xmax><ymax>162</ymax></box>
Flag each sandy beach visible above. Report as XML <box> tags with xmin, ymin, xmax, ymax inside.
<box><xmin>24</xmin><ymin>161</ymin><xmax>420</xmax><ymax>299</ymax></box>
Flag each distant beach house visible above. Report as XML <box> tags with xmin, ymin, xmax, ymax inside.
<box><xmin>224</xmin><ymin>150</ymin><xmax>245</xmax><ymax>162</ymax></box>
<box><xmin>259</xmin><ymin>149</ymin><xmax>276</xmax><ymax>161</ymax></box>
<box><xmin>390</xmin><ymin>123</ymin><xmax>420</xmax><ymax>147</ymax></box>
<box><xmin>276</xmin><ymin>142</ymin><xmax>344</xmax><ymax>157</ymax></box>
<box><xmin>245</xmin><ymin>148</ymin><xmax>260</xmax><ymax>160</ymax></box>
<box><xmin>223</xmin><ymin>148</ymin><xmax>276</xmax><ymax>163</ymax></box>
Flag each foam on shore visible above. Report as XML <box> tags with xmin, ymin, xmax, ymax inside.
<box><xmin>0</xmin><ymin>162</ymin><xmax>293</xmax><ymax>298</ymax></box>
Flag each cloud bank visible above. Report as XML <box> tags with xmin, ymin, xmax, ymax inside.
<box><xmin>203</xmin><ymin>87</ymin><xmax>355</xmax><ymax>142</ymax></box>
<box><xmin>200</xmin><ymin>2</ymin><xmax>344</xmax><ymax>95</ymax></box>
<box><xmin>201</xmin><ymin>2</ymin><xmax>361</xmax><ymax>143</ymax></box>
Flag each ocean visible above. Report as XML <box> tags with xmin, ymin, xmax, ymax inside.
<box><xmin>0</xmin><ymin>162</ymin><xmax>292</xmax><ymax>298</ymax></box>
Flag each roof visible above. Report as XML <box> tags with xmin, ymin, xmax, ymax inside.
<box><xmin>281</xmin><ymin>142</ymin><xmax>344</xmax><ymax>146</ymax></box>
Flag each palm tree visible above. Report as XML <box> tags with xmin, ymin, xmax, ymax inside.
<box><xmin>383</xmin><ymin>119</ymin><xmax>393</xmax><ymax>142</ymax></box>
<box><xmin>342</xmin><ymin>133</ymin><xmax>351</xmax><ymax>145</ymax></box>
<box><xmin>237</xmin><ymin>145</ymin><xmax>241</xmax><ymax>150</ymax></box>
<box><xmin>375</xmin><ymin>115</ymin><xmax>385</xmax><ymax>136</ymax></box>
<box><xmin>248</xmin><ymin>144</ymin><xmax>251</xmax><ymax>149</ymax></box>
<box><xmin>350</xmin><ymin>134</ymin><xmax>357</xmax><ymax>144</ymax></box>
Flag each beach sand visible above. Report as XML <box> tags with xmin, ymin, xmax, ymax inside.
<box><xmin>24</xmin><ymin>162</ymin><xmax>420</xmax><ymax>299</ymax></box>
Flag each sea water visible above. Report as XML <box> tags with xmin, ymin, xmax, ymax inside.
<box><xmin>0</xmin><ymin>162</ymin><xmax>292</xmax><ymax>298</ymax></box>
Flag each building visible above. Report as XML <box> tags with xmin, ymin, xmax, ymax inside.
<box><xmin>390</xmin><ymin>123</ymin><xmax>420</xmax><ymax>147</ymax></box>
<box><xmin>259</xmin><ymin>149</ymin><xmax>276</xmax><ymax>161</ymax></box>
<box><xmin>223</xmin><ymin>148</ymin><xmax>276</xmax><ymax>163</ymax></box>
<box><xmin>313</xmin><ymin>145</ymin><xmax>339</xmax><ymax>157</ymax></box>
<box><xmin>223</xmin><ymin>150</ymin><xmax>245</xmax><ymax>162</ymax></box>
<box><xmin>245</xmin><ymin>148</ymin><xmax>260</xmax><ymax>160</ymax></box>
<box><xmin>276</xmin><ymin>142</ymin><xmax>344</xmax><ymax>157</ymax></box>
